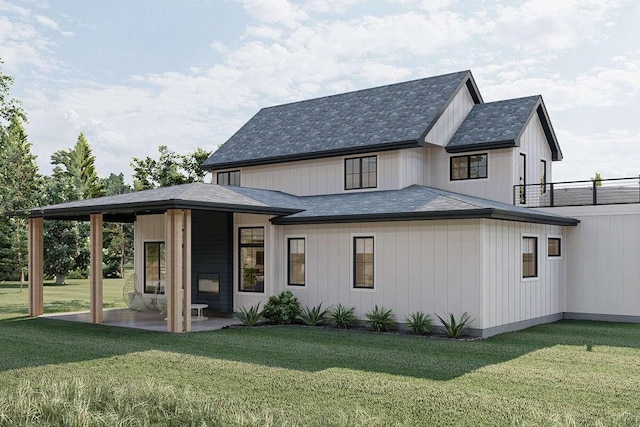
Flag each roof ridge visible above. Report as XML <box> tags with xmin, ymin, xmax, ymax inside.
<box><xmin>258</xmin><ymin>70</ymin><xmax>471</xmax><ymax>111</ymax></box>
<box><xmin>421</xmin><ymin>186</ymin><xmax>489</xmax><ymax>209</ymax></box>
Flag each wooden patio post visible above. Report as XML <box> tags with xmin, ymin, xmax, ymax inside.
<box><xmin>89</xmin><ymin>213</ymin><xmax>103</xmax><ymax>324</ymax></box>
<box><xmin>28</xmin><ymin>217</ymin><xmax>44</xmax><ymax>316</ymax></box>
<box><xmin>165</xmin><ymin>209</ymin><xmax>191</xmax><ymax>332</ymax></box>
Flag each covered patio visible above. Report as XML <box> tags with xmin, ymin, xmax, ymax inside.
<box><xmin>24</xmin><ymin>183</ymin><xmax>303</xmax><ymax>332</ymax></box>
<box><xmin>41</xmin><ymin>308</ymin><xmax>242</xmax><ymax>332</ymax></box>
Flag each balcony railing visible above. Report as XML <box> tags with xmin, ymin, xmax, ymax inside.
<box><xmin>513</xmin><ymin>176</ymin><xmax>640</xmax><ymax>208</ymax></box>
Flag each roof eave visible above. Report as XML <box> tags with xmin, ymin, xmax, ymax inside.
<box><xmin>201</xmin><ymin>139</ymin><xmax>421</xmax><ymax>171</ymax></box>
<box><xmin>271</xmin><ymin>208</ymin><xmax>579</xmax><ymax>226</ymax></box>
<box><xmin>445</xmin><ymin>140</ymin><xmax>516</xmax><ymax>153</ymax></box>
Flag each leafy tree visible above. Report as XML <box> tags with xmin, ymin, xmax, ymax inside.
<box><xmin>51</xmin><ymin>132</ymin><xmax>105</xmax><ymax>199</ymax></box>
<box><xmin>101</xmin><ymin>173</ymin><xmax>134</xmax><ymax>278</ymax></box>
<box><xmin>42</xmin><ymin>171</ymin><xmax>83</xmax><ymax>284</ymax></box>
<box><xmin>131</xmin><ymin>145</ymin><xmax>211</xmax><ymax>190</ymax></box>
<box><xmin>0</xmin><ymin>216</ymin><xmax>14</xmax><ymax>280</ymax></box>
<box><xmin>0</xmin><ymin>59</ymin><xmax>26</xmax><ymax>124</ymax></box>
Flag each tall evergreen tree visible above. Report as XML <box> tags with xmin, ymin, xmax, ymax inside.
<box><xmin>51</xmin><ymin>132</ymin><xmax>105</xmax><ymax>199</ymax></box>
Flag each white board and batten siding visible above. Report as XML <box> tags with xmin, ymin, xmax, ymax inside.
<box><xmin>216</xmin><ymin>150</ymin><xmax>402</xmax><ymax>197</ymax></box>
<box><xmin>133</xmin><ymin>214</ymin><xmax>165</xmax><ymax>293</ymax></box>
<box><xmin>424</xmin><ymin>82</ymin><xmax>476</xmax><ymax>148</ymax></box>
<box><xmin>273</xmin><ymin>219</ymin><xmax>484</xmax><ymax>328</ymax></box>
<box><xmin>516</xmin><ymin>112</ymin><xmax>554</xmax><ymax>207</ymax></box>
<box><xmin>481</xmin><ymin>219</ymin><xmax>565</xmax><ymax>330</ymax></box>
<box><xmin>540</xmin><ymin>204</ymin><xmax>640</xmax><ymax>319</ymax></box>
<box><xmin>431</xmin><ymin>147</ymin><xmax>514</xmax><ymax>204</ymax></box>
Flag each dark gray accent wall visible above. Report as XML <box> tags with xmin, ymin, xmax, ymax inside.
<box><xmin>191</xmin><ymin>210</ymin><xmax>234</xmax><ymax>312</ymax></box>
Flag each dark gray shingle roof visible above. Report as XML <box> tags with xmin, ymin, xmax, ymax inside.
<box><xmin>27</xmin><ymin>183</ymin><xmax>577</xmax><ymax>226</ymax></box>
<box><xmin>28</xmin><ymin>183</ymin><xmax>304</xmax><ymax>220</ymax></box>
<box><xmin>271</xmin><ymin>185</ymin><xmax>578</xmax><ymax>226</ymax></box>
<box><xmin>446</xmin><ymin>96</ymin><xmax>540</xmax><ymax>151</ymax></box>
<box><xmin>446</xmin><ymin>95</ymin><xmax>562</xmax><ymax>160</ymax></box>
<box><xmin>202</xmin><ymin>71</ymin><xmax>477</xmax><ymax>169</ymax></box>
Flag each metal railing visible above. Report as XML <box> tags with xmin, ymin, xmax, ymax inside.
<box><xmin>513</xmin><ymin>176</ymin><xmax>640</xmax><ymax>208</ymax></box>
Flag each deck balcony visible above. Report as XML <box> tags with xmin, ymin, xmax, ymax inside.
<box><xmin>513</xmin><ymin>176</ymin><xmax>640</xmax><ymax>208</ymax></box>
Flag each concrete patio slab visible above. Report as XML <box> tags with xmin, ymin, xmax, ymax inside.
<box><xmin>41</xmin><ymin>308</ymin><xmax>242</xmax><ymax>332</ymax></box>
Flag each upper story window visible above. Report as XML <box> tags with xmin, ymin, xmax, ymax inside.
<box><xmin>217</xmin><ymin>170</ymin><xmax>241</xmax><ymax>186</ymax></box>
<box><xmin>345</xmin><ymin>156</ymin><xmax>377</xmax><ymax>190</ymax></box>
<box><xmin>450</xmin><ymin>154</ymin><xmax>487</xmax><ymax>180</ymax></box>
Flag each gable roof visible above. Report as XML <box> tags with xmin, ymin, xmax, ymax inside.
<box><xmin>202</xmin><ymin>70</ymin><xmax>482</xmax><ymax>170</ymax></box>
<box><xmin>446</xmin><ymin>95</ymin><xmax>563</xmax><ymax>161</ymax></box>
<box><xmin>271</xmin><ymin>185</ymin><xmax>579</xmax><ymax>226</ymax></box>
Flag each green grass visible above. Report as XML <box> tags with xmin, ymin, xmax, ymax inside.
<box><xmin>0</xmin><ymin>273</ymin><xmax>128</xmax><ymax>320</ymax></box>
<box><xmin>1</xmin><ymin>282</ymin><xmax>640</xmax><ymax>425</ymax></box>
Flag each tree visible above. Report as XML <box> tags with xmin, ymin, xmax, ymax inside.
<box><xmin>0</xmin><ymin>114</ymin><xmax>41</xmax><ymax>285</ymax></box>
<box><xmin>131</xmin><ymin>145</ymin><xmax>211</xmax><ymax>190</ymax></box>
<box><xmin>42</xmin><ymin>172</ymin><xmax>83</xmax><ymax>284</ymax></box>
<box><xmin>101</xmin><ymin>173</ymin><xmax>134</xmax><ymax>278</ymax></box>
<box><xmin>0</xmin><ymin>60</ymin><xmax>26</xmax><ymax>124</ymax></box>
<box><xmin>51</xmin><ymin>132</ymin><xmax>105</xmax><ymax>199</ymax></box>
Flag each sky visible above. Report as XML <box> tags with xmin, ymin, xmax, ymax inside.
<box><xmin>0</xmin><ymin>0</ymin><xmax>639</xmax><ymax>183</ymax></box>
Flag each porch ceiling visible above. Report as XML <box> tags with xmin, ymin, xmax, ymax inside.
<box><xmin>20</xmin><ymin>182</ymin><xmax>305</xmax><ymax>221</ymax></box>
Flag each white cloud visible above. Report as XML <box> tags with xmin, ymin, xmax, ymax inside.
<box><xmin>35</xmin><ymin>15</ymin><xmax>58</xmax><ymax>30</ymax></box>
<box><xmin>240</xmin><ymin>0</ymin><xmax>308</xmax><ymax>27</ymax></box>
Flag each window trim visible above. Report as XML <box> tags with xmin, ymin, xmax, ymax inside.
<box><xmin>237</xmin><ymin>226</ymin><xmax>266</xmax><ymax>294</ymax></box>
<box><xmin>344</xmin><ymin>155</ymin><xmax>378</xmax><ymax>190</ymax></box>
<box><xmin>547</xmin><ymin>235</ymin><xmax>562</xmax><ymax>260</ymax></box>
<box><xmin>521</xmin><ymin>234</ymin><xmax>539</xmax><ymax>280</ymax></box>
<box><xmin>143</xmin><ymin>241</ymin><xmax>165</xmax><ymax>294</ymax></box>
<box><xmin>286</xmin><ymin>236</ymin><xmax>306</xmax><ymax>287</ymax></box>
<box><xmin>449</xmin><ymin>153</ymin><xmax>488</xmax><ymax>181</ymax></box>
<box><xmin>351</xmin><ymin>234</ymin><xmax>376</xmax><ymax>291</ymax></box>
<box><xmin>217</xmin><ymin>170</ymin><xmax>241</xmax><ymax>186</ymax></box>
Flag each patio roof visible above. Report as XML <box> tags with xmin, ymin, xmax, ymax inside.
<box><xmin>24</xmin><ymin>182</ymin><xmax>305</xmax><ymax>222</ymax></box>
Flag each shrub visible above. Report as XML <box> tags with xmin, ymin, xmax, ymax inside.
<box><xmin>330</xmin><ymin>304</ymin><xmax>357</xmax><ymax>328</ymax></box>
<box><xmin>236</xmin><ymin>303</ymin><xmax>262</xmax><ymax>326</ymax></box>
<box><xmin>405</xmin><ymin>311</ymin><xmax>433</xmax><ymax>334</ymax></box>
<box><xmin>365</xmin><ymin>305</ymin><xmax>395</xmax><ymax>332</ymax></box>
<box><xmin>297</xmin><ymin>303</ymin><xmax>330</xmax><ymax>326</ymax></box>
<box><xmin>435</xmin><ymin>312</ymin><xmax>473</xmax><ymax>338</ymax></box>
<box><xmin>261</xmin><ymin>291</ymin><xmax>301</xmax><ymax>324</ymax></box>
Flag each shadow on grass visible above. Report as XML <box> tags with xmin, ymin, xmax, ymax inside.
<box><xmin>2</xmin><ymin>314</ymin><xmax>640</xmax><ymax>381</ymax></box>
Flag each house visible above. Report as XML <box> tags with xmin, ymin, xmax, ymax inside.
<box><xmin>23</xmin><ymin>70</ymin><xmax>640</xmax><ymax>336</ymax></box>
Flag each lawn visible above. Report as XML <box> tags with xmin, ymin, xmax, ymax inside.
<box><xmin>1</xmin><ymin>280</ymin><xmax>640</xmax><ymax>426</ymax></box>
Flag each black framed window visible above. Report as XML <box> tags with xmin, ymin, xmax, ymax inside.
<box><xmin>144</xmin><ymin>242</ymin><xmax>165</xmax><ymax>294</ymax></box>
<box><xmin>239</xmin><ymin>227</ymin><xmax>264</xmax><ymax>292</ymax></box>
<box><xmin>287</xmin><ymin>238</ymin><xmax>305</xmax><ymax>286</ymax></box>
<box><xmin>548</xmin><ymin>237</ymin><xmax>561</xmax><ymax>258</ymax></box>
<box><xmin>217</xmin><ymin>170</ymin><xmax>241</xmax><ymax>186</ymax></box>
<box><xmin>345</xmin><ymin>156</ymin><xmax>377</xmax><ymax>190</ymax></box>
<box><xmin>353</xmin><ymin>236</ymin><xmax>374</xmax><ymax>288</ymax></box>
<box><xmin>198</xmin><ymin>273</ymin><xmax>220</xmax><ymax>300</ymax></box>
<box><xmin>522</xmin><ymin>236</ymin><xmax>538</xmax><ymax>278</ymax></box>
<box><xmin>450</xmin><ymin>154</ymin><xmax>487</xmax><ymax>180</ymax></box>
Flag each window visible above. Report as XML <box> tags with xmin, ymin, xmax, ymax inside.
<box><xmin>540</xmin><ymin>159</ymin><xmax>547</xmax><ymax>194</ymax></box>
<box><xmin>450</xmin><ymin>154</ymin><xmax>488</xmax><ymax>180</ymax></box>
<box><xmin>144</xmin><ymin>242</ymin><xmax>165</xmax><ymax>294</ymax></box>
<box><xmin>522</xmin><ymin>236</ymin><xmax>538</xmax><ymax>278</ymax></box>
<box><xmin>239</xmin><ymin>227</ymin><xmax>264</xmax><ymax>292</ymax></box>
<box><xmin>217</xmin><ymin>170</ymin><xmax>241</xmax><ymax>186</ymax></box>
<box><xmin>345</xmin><ymin>156</ymin><xmax>377</xmax><ymax>190</ymax></box>
<box><xmin>353</xmin><ymin>236</ymin><xmax>374</xmax><ymax>288</ymax></box>
<box><xmin>198</xmin><ymin>273</ymin><xmax>220</xmax><ymax>300</ymax></box>
<box><xmin>287</xmin><ymin>238</ymin><xmax>305</xmax><ymax>286</ymax></box>
<box><xmin>548</xmin><ymin>237</ymin><xmax>561</xmax><ymax>258</ymax></box>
